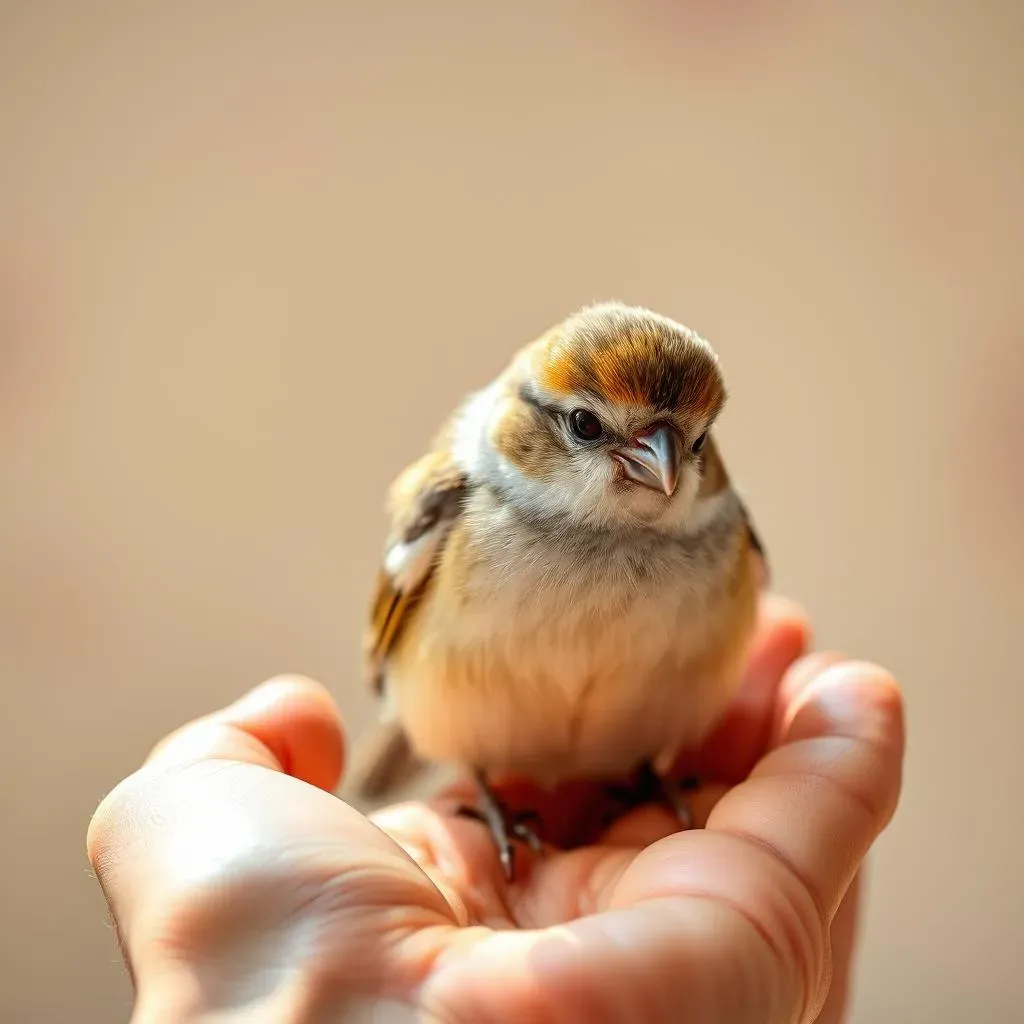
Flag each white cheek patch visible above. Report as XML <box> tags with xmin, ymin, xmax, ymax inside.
<box><xmin>452</xmin><ymin>384</ymin><xmax>497</xmax><ymax>476</ymax></box>
<box><xmin>452</xmin><ymin>381</ymin><xmax>723</xmax><ymax>536</ymax></box>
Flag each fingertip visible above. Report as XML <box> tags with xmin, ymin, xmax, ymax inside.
<box><xmin>772</xmin><ymin>651</ymin><xmax>847</xmax><ymax>740</ymax></box>
<box><xmin>750</xmin><ymin>594</ymin><xmax>812</xmax><ymax>679</ymax></box>
<box><xmin>818</xmin><ymin>660</ymin><xmax>903</xmax><ymax>707</ymax></box>
<box><xmin>758</xmin><ymin>592</ymin><xmax>812</xmax><ymax>644</ymax></box>
<box><xmin>782</xmin><ymin>660</ymin><xmax>906</xmax><ymax>757</ymax></box>
<box><xmin>228</xmin><ymin>671</ymin><xmax>344</xmax><ymax>729</ymax></box>
<box><xmin>223</xmin><ymin>674</ymin><xmax>346</xmax><ymax>792</ymax></box>
<box><xmin>144</xmin><ymin>675</ymin><xmax>347</xmax><ymax>791</ymax></box>
<box><xmin>742</xmin><ymin>594</ymin><xmax>813</xmax><ymax>699</ymax></box>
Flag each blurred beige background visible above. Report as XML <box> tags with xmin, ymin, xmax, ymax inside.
<box><xmin>2</xmin><ymin>1</ymin><xmax>1022</xmax><ymax>1020</ymax></box>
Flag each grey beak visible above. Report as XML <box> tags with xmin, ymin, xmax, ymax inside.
<box><xmin>612</xmin><ymin>424</ymin><xmax>680</xmax><ymax>496</ymax></box>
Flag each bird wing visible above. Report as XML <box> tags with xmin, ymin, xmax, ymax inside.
<box><xmin>364</xmin><ymin>446</ymin><xmax>469</xmax><ymax>697</ymax></box>
<box><xmin>345</xmin><ymin>444</ymin><xmax>469</xmax><ymax>806</ymax></box>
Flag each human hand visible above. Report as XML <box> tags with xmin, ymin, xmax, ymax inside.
<box><xmin>87</xmin><ymin>594</ymin><xmax>903</xmax><ymax>1023</ymax></box>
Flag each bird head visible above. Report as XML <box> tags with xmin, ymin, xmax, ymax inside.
<box><xmin>475</xmin><ymin>301</ymin><xmax>728</xmax><ymax>532</ymax></box>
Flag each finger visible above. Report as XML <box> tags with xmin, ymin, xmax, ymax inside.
<box><xmin>87</xmin><ymin>675</ymin><xmax>347</xmax><ymax>921</ymax></box>
<box><xmin>597</xmin><ymin>659</ymin><xmax>902</xmax><ymax>1022</ymax></box>
<box><xmin>770</xmin><ymin>650</ymin><xmax>849</xmax><ymax>743</ymax></box>
<box><xmin>600</xmin><ymin>806</ymin><xmax>682</xmax><ymax>848</ymax></box>
<box><xmin>425</xmin><ymin>894</ymin><xmax>821</xmax><ymax>1024</ymax></box>
<box><xmin>600</xmin><ymin>782</ymin><xmax>729</xmax><ymax>847</ymax></box>
<box><xmin>700</xmin><ymin>658</ymin><xmax>901</xmax><ymax>1019</ymax></box>
<box><xmin>145</xmin><ymin>674</ymin><xmax>345</xmax><ymax>792</ymax></box>
<box><xmin>815</xmin><ymin>870</ymin><xmax>862</xmax><ymax>1024</ymax></box>
<box><xmin>710</xmin><ymin>658</ymin><xmax>904</xmax><ymax>920</ymax></box>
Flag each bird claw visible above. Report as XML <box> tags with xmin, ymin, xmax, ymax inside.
<box><xmin>661</xmin><ymin>775</ymin><xmax>697</xmax><ymax>830</ymax></box>
<box><xmin>455</xmin><ymin>775</ymin><xmax>544</xmax><ymax>881</ymax></box>
<box><xmin>512</xmin><ymin>814</ymin><xmax>544</xmax><ymax>855</ymax></box>
<box><xmin>602</xmin><ymin>764</ymin><xmax>700</xmax><ymax>830</ymax></box>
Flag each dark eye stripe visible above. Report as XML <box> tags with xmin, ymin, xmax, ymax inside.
<box><xmin>517</xmin><ymin>385</ymin><xmax>561</xmax><ymax>420</ymax></box>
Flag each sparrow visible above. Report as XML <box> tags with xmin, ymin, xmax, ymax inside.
<box><xmin>345</xmin><ymin>301</ymin><xmax>768</xmax><ymax>878</ymax></box>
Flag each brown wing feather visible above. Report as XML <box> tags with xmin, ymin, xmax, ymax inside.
<box><xmin>364</xmin><ymin>446</ymin><xmax>469</xmax><ymax>696</ymax></box>
<box><xmin>348</xmin><ymin>422</ymin><xmax>470</xmax><ymax>804</ymax></box>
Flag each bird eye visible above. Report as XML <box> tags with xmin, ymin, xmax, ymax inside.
<box><xmin>567</xmin><ymin>408</ymin><xmax>603</xmax><ymax>442</ymax></box>
<box><xmin>692</xmin><ymin>431</ymin><xmax>707</xmax><ymax>455</ymax></box>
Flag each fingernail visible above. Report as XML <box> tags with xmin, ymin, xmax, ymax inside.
<box><xmin>788</xmin><ymin>661</ymin><xmax>904</xmax><ymax>747</ymax></box>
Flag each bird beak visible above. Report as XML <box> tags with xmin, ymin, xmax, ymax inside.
<box><xmin>612</xmin><ymin>425</ymin><xmax>680</xmax><ymax>496</ymax></box>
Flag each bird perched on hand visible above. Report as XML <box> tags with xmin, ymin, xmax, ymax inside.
<box><xmin>346</xmin><ymin>301</ymin><xmax>769</xmax><ymax>878</ymax></box>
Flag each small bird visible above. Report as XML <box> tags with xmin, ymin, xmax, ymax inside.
<box><xmin>346</xmin><ymin>301</ymin><xmax>768</xmax><ymax>878</ymax></box>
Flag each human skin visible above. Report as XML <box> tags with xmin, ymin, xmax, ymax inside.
<box><xmin>86</xmin><ymin>594</ymin><xmax>904</xmax><ymax>1022</ymax></box>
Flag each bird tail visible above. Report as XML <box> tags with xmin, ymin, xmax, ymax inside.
<box><xmin>341</xmin><ymin>716</ymin><xmax>426</xmax><ymax>809</ymax></box>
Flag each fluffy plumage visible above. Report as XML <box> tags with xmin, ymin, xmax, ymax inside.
<box><xmin>351</xmin><ymin>301</ymin><xmax>767</xmax><ymax>813</ymax></box>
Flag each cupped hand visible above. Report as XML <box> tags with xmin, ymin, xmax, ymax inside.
<box><xmin>87</xmin><ymin>594</ymin><xmax>903</xmax><ymax>1023</ymax></box>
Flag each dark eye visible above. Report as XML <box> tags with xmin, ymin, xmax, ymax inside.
<box><xmin>691</xmin><ymin>431</ymin><xmax>708</xmax><ymax>454</ymax></box>
<box><xmin>567</xmin><ymin>408</ymin><xmax>604</xmax><ymax>442</ymax></box>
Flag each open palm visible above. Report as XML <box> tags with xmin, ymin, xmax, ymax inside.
<box><xmin>87</xmin><ymin>594</ymin><xmax>903</xmax><ymax>1023</ymax></box>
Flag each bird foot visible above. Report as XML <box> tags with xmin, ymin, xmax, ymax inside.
<box><xmin>455</xmin><ymin>772</ymin><xmax>543</xmax><ymax>881</ymax></box>
<box><xmin>604</xmin><ymin>762</ymin><xmax>699</xmax><ymax>830</ymax></box>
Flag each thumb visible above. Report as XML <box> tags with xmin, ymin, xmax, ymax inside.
<box><xmin>85</xmin><ymin>675</ymin><xmax>347</xmax><ymax>948</ymax></box>
<box><xmin>143</xmin><ymin>674</ymin><xmax>346</xmax><ymax>791</ymax></box>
